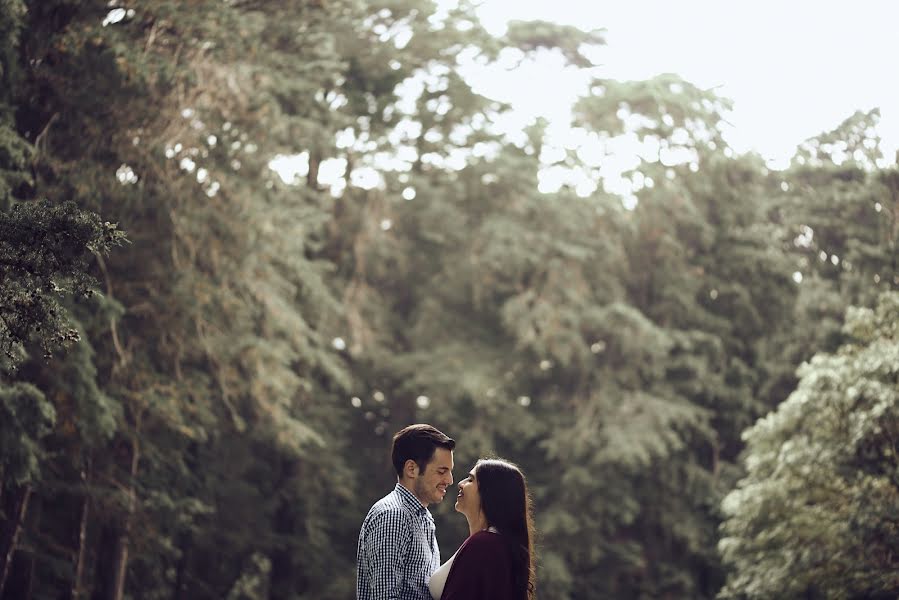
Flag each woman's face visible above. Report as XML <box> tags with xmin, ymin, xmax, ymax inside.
<box><xmin>454</xmin><ymin>466</ymin><xmax>481</xmax><ymax>517</ymax></box>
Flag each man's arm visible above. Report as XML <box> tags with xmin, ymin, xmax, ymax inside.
<box><xmin>362</xmin><ymin>509</ymin><xmax>412</xmax><ymax>600</ymax></box>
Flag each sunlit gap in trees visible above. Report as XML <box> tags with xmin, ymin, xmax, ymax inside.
<box><xmin>268</xmin><ymin>62</ymin><xmax>502</xmax><ymax>196</ymax></box>
<box><xmin>102</xmin><ymin>7</ymin><xmax>134</xmax><ymax>27</ymax></box>
<box><xmin>118</xmin><ymin>112</ymin><xmax>223</xmax><ymax>194</ymax></box>
<box><xmin>348</xmin><ymin>390</ymin><xmax>392</xmax><ymax>436</ymax></box>
<box><xmin>344</xmin><ymin>343</ymin><xmax>609</xmax><ymax>418</ymax></box>
<box><xmin>267</xmin><ymin>34</ymin><xmax>711</xmax><ymax>213</ymax></box>
<box><xmin>149</xmin><ymin>109</ymin><xmax>239</xmax><ymax>198</ymax></box>
<box><xmin>794</xmin><ymin>125</ymin><xmax>891</xmax><ymax>171</ymax></box>
<box><xmin>789</xmin><ymin>223</ymin><xmax>870</xmax><ymax>285</ymax></box>
<box><xmin>453</xmin><ymin>30</ymin><xmax>722</xmax><ymax>208</ymax></box>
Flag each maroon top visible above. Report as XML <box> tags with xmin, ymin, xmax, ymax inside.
<box><xmin>441</xmin><ymin>530</ymin><xmax>522</xmax><ymax>600</ymax></box>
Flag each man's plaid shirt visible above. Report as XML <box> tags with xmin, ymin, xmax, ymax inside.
<box><xmin>356</xmin><ymin>483</ymin><xmax>440</xmax><ymax>600</ymax></box>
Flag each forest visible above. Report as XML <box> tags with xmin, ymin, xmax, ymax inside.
<box><xmin>1</xmin><ymin>1</ymin><xmax>897</xmax><ymax>599</ymax></box>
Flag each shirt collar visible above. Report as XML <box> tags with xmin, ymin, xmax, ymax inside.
<box><xmin>394</xmin><ymin>482</ymin><xmax>429</xmax><ymax>517</ymax></box>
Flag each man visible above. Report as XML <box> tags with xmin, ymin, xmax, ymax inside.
<box><xmin>357</xmin><ymin>424</ymin><xmax>455</xmax><ymax>600</ymax></box>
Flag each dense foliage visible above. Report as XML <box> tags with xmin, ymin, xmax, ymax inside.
<box><xmin>719</xmin><ymin>292</ymin><xmax>899</xmax><ymax>599</ymax></box>
<box><xmin>0</xmin><ymin>1</ymin><xmax>895</xmax><ymax>599</ymax></box>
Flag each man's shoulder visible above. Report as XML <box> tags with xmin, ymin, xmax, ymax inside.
<box><xmin>370</xmin><ymin>487</ymin><xmax>407</xmax><ymax>512</ymax></box>
<box><xmin>364</xmin><ymin>489</ymin><xmax>413</xmax><ymax>524</ymax></box>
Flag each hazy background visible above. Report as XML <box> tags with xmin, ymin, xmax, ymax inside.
<box><xmin>1</xmin><ymin>1</ymin><xmax>897</xmax><ymax>599</ymax></box>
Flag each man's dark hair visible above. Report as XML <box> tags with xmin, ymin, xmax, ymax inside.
<box><xmin>391</xmin><ymin>424</ymin><xmax>455</xmax><ymax>477</ymax></box>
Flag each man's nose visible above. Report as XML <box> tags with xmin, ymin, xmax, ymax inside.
<box><xmin>446</xmin><ymin>472</ymin><xmax>453</xmax><ymax>485</ymax></box>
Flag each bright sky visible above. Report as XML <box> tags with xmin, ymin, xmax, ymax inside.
<box><xmin>470</xmin><ymin>0</ymin><xmax>899</xmax><ymax>167</ymax></box>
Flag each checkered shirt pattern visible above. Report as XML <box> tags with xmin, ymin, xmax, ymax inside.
<box><xmin>357</xmin><ymin>483</ymin><xmax>440</xmax><ymax>600</ymax></box>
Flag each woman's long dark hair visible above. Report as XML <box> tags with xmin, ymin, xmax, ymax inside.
<box><xmin>474</xmin><ymin>458</ymin><xmax>536</xmax><ymax>599</ymax></box>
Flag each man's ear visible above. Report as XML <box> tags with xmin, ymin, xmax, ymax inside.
<box><xmin>404</xmin><ymin>459</ymin><xmax>419</xmax><ymax>479</ymax></box>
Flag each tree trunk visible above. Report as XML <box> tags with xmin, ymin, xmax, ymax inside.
<box><xmin>109</xmin><ymin>438</ymin><xmax>140</xmax><ymax>600</ymax></box>
<box><xmin>268</xmin><ymin>459</ymin><xmax>299</xmax><ymax>600</ymax></box>
<box><xmin>0</xmin><ymin>484</ymin><xmax>32</xmax><ymax>598</ymax></box>
<box><xmin>170</xmin><ymin>532</ymin><xmax>191</xmax><ymax>600</ymax></box>
<box><xmin>268</xmin><ymin>504</ymin><xmax>294</xmax><ymax>600</ymax></box>
<box><xmin>93</xmin><ymin>438</ymin><xmax>140</xmax><ymax>600</ymax></box>
<box><xmin>72</xmin><ymin>460</ymin><xmax>92</xmax><ymax>600</ymax></box>
<box><xmin>2</xmin><ymin>550</ymin><xmax>34</xmax><ymax>600</ymax></box>
<box><xmin>307</xmin><ymin>151</ymin><xmax>321</xmax><ymax>190</ymax></box>
<box><xmin>171</xmin><ymin>440</ymin><xmax>199</xmax><ymax>600</ymax></box>
<box><xmin>93</xmin><ymin>523</ymin><xmax>117</xmax><ymax>600</ymax></box>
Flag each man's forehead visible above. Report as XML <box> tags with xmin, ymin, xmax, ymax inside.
<box><xmin>430</xmin><ymin>447</ymin><xmax>454</xmax><ymax>468</ymax></box>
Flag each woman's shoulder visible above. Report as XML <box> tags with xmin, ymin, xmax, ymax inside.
<box><xmin>459</xmin><ymin>530</ymin><xmax>508</xmax><ymax>555</ymax></box>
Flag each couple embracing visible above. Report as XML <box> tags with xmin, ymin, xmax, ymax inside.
<box><xmin>356</xmin><ymin>424</ymin><xmax>536</xmax><ymax>600</ymax></box>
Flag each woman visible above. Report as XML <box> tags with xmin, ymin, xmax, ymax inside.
<box><xmin>428</xmin><ymin>458</ymin><xmax>536</xmax><ymax>600</ymax></box>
